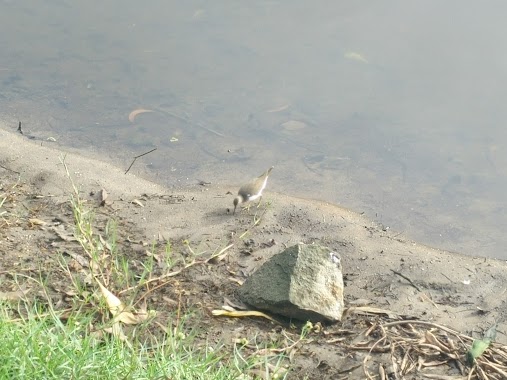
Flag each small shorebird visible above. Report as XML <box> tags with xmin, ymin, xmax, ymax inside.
<box><xmin>233</xmin><ymin>166</ymin><xmax>274</xmax><ymax>214</ymax></box>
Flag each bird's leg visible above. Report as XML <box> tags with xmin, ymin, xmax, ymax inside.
<box><xmin>255</xmin><ymin>196</ymin><xmax>263</xmax><ymax>208</ymax></box>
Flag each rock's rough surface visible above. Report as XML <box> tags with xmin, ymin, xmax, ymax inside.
<box><xmin>237</xmin><ymin>243</ymin><xmax>344</xmax><ymax>322</ymax></box>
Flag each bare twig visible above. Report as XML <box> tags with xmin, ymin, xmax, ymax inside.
<box><xmin>382</xmin><ymin>320</ymin><xmax>468</xmax><ymax>340</ymax></box>
<box><xmin>481</xmin><ymin>361</ymin><xmax>507</xmax><ymax>377</ymax></box>
<box><xmin>0</xmin><ymin>164</ymin><xmax>20</xmax><ymax>174</ymax></box>
<box><xmin>390</xmin><ymin>269</ymin><xmax>422</xmax><ymax>292</ymax></box>
<box><xmin>125</xmin><ymin>148</ymin><xmax>157</xmax><ymax>174</ymax></box>
<box><xmin>118</xmin><ymin>243</ymin><xmax>233</xmax><ymax>294</ymax></box>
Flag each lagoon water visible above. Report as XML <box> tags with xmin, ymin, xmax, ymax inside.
<box><xmin>1</xmin><ymin>1</ymin><xmax>507</xmax><ymax>259</ymax></box>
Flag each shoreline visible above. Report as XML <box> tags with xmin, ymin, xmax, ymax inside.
<box><xmin>1</xmin><ymin>125</ymin><xmax>506</xmax><ymax>377</ymax></box>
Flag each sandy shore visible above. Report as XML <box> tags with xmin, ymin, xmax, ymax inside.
<box><xmin>1</xmin><ymin>125</ymin><xmax>506</xmax><ymax>378</ymax></box>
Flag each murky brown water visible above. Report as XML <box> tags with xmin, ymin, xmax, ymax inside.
<box><xmin>1</xmin><ymin>0</ymin><xmax>507</xmax><ymax>258</ymax></box>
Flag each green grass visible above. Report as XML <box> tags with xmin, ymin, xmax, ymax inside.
<box><xmin>0</xmin><ymin>303</ymin><xmax>236</xmax><ymax>380</ymax></box>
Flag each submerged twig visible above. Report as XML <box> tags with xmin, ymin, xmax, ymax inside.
<box><xmin>158</xmin><ymin>109</ymin><xmax>225</xmax><ymax>137</ymax></box>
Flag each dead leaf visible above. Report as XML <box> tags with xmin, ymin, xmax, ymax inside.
<box><xmin>99</xmin><ymin>189</ymin><xmax>108</xmax><ymax>206</ymax></box>
<box><xmin>117</xmin><ymin>309</ymin><xmax>150</xmax><ymax>325</ymax></box>
<box><xmin>104</xmin><ymin>324</ymin><xmax>129</xmax><ymax>342</ymax></box>
<box><xmin>96</xmin><ymin>280</ymin><xmax>123</xmax><ymax>314</ymax></box>
<box><xmin>28</xmin><ymin>218</ymin><xmax>46</xmax><ymax>226</ymax></box>
<box><xmin>248</xmin><ymin>365</ymin><xmax>288</xmax><ymax>380</ymax></box>
<box><xmin>212</xmin><ymin>309</ymin><xmax>277</xmax><ymax>322</ymax></box>
<box><xmin>281</xmin><ymin>120</ymin><xmax>306</xmax><ymax>131</ymax></box>
<box><xmin>145</xmin><ymin>250</ymin><xmax>162</xmax><ymax>263</ymax></box>
<box><xmin>128</xmin><ymin>109</ymin><xmax>154</xmax><ymax>123</ymax></box>
<box><xmin>267</xmin><ymin>104</ymin><xmax>290</xmax><ymax>113</ymax></box>
<box><xmin>64</xmin><ymin>250</ymin><xmax>89</xmax><ymax>268</ymax></box>
<box><xmin>131</xmin><ymin>199</ymin><xmax>144</xmax><ymax>207</ymax></box>
<box><xmin>344</xmin><ymin>51</ymin><xmax>368</xmax><ymax>63</ymax></box>
<box><xmin>96</xmin><ymin>279</ymin><xmax>147</xmax><ymax>324</ymax></box>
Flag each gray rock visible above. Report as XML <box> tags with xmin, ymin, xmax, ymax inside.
<box><xmin>237</xmin><ymin>243</ymin><xmax>344</xmax><ymax>322</ymax></box>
